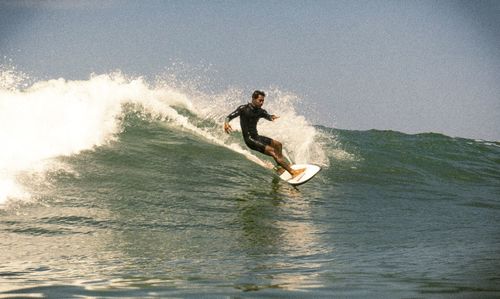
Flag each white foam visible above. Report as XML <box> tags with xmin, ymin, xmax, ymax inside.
<box><xmin>194</xmin><ymin>88</ymin><xmax>331</xmax><ymax>166</ymax></box>
<box><xmin>0</xmin><ymin>70</ymin><xmax>331</xmax><ymax>204</ymax></box>
<box><xmin>0</xmin><ymin>72</ymin><xmax>197</xmax><ymax>204</ymax></box>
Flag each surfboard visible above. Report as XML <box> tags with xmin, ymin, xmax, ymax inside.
<box><xmin>278</xmin><ymin>164</ymin><xmax>321</xmax><ymax>186</ymax></box>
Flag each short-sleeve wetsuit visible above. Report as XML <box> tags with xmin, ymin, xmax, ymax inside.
<box><xmin>225</xmin><ymin>103</ymin><xmax>274</xmax><ymax>153</ymax></box>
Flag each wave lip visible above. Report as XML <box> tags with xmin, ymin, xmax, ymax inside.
<box><xmin>0</xmin><ymin>71</ymin><xmax>329</xmax><ymax>204</ymax></box>
<box><xmin>0</xmin><ymin>72</ymin><xmax>191</xmax><ymax>204</ymax></box>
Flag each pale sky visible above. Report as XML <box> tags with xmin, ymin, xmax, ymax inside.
<box><xmin>1</xmin><ymin>0</ymin><xmax>499</xmax><ymax>140</ymax></box>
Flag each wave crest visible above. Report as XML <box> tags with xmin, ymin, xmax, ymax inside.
<box><xmin>0</xmin><ymin>70</ymin><xmax>330</xmax><ymax>204</ymax></box>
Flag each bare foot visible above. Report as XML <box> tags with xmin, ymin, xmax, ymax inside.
<box><xmin>291</xmin><ymin>168</ymin><xmax>306</xmax><ymax>179</ymax></box>
<box><xmin>275</xmin><ymin>166</ymin><xmax>286</xmax><ymax>175</ymax></box>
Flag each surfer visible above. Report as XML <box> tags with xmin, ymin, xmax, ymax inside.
<box><xmin>223</xmin><ymin>90</ymin><xmax>305</xmax><ymax>178</ymax></box>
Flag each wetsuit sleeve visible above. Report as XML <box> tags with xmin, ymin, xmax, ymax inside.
<box><xmin>225</xmin><ymin>105</ymin><xmax>244</xmax><ymax>123</ymax></box>
<box><xmin>261</xmin><ymin>109</ymin><xmax>273</xmax><ymax>121</ymax></box>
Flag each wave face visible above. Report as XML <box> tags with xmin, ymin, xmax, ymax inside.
<box><xmin>1</xmin><ymin>70</ymin><xmax>499</xmax><ymax>297</ymax></box>
<box><xmin>325</xmin><ymin>128</ymin><xmax>500</xmax><ymax>194</ymax></box>
<box><xmin>0</xmin><ymin>71</ymin><xmax>328</xmax><ymax>204</ymax></box>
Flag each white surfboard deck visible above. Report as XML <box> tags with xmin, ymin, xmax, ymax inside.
<box><xmin>278</xmin><ymin>164</ymin><xmax>321</xmax><ymax>186</ymax></box>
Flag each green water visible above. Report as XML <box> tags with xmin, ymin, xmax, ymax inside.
<box><xmin>1</xmin><ymin>113</ymin><xmax>499</xmax><ymax>298</ymax></box>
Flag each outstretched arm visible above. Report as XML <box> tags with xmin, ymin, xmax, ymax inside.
<box><xmin>262</xmin><ymin>109</ymin><xmax>279</xmax><ymax>121</ymax></box>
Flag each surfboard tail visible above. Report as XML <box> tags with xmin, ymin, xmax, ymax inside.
<box><xmin>278</xmin><ymin>164</ymin><xmax>321</xmax><ymax>186</ymax></box>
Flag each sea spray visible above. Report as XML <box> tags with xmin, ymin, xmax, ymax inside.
<box><xmin>0</xmin><ymin>71</ymin><xmax>498</xmax><ymax>298</ymax></box>
<box><xmin>0</xmin><ymin>72</ymin><xmax>192</xmax><ymax>204</ymax></box>
<box><xmin>0</xmin><ymin>70</ymin><xmax>330</xmax><ymax>204</ymax></box>
<box><xmin>187</xmin><ymin>86</ymin><xmax>333</xmax><ymax>165</ymax></box>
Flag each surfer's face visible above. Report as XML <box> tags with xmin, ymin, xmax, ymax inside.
<box><xmin>252</xmin><ymin>95</ymin><xmax>265</xmax><ymax>108</ymax></box>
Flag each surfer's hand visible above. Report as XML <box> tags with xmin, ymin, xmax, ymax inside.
<box><xmin>224</xmin><ymin>122</ymin><xmax>232</xmax><ymax>134</ymax></box>
<box><xmin>271</xmin><ymin>115</ymin><xmax>279</xmax><ymax>121</ymax></box>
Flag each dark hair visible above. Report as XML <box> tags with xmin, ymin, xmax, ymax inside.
<box><xmin>252</xmin><ymin>90</ymin><xmax>266</xmax><ymax>99</ymax></box>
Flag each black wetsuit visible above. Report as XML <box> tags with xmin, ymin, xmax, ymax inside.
<box><xmin>226</xmin><ymin>103</ymin><xmax>273</xmax><ymax>153</ymax></box>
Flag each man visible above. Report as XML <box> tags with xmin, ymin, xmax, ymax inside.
<box><xmin>223</xmin><ymin>90</ymin><xmax>305</xmax><ymax>178</ymax></box>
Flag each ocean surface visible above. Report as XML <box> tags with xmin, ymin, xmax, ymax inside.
<box><xmin>1</xmin><ymin>72</ymin><xmax>499</xmax><ymax>298</ymax></box>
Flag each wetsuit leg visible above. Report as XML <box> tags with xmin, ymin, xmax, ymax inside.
<box><xmin>245</xmin><ymin>135</ymin><xmax>273</xmax><ymax>154</ymax></box>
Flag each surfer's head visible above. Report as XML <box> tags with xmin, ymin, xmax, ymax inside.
<box><xmin>251</xmin><ymin>90</ymin><xmax>266</xmax><ymax>108</ymax></box>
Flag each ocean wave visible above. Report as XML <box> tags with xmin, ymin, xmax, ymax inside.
<box><xmin>0</xmin><ymin>70</ymin><xmax>329</xmax><ymax>205</ymax></box>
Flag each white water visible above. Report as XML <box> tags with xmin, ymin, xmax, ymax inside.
<box><xmin>0</xmin><ymin>70</ymin><xmax>329</xmax><ymax>205</ymax></box>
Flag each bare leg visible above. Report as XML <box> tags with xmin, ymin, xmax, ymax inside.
<box><xmin>263</xmin><ymin>140</ymin><xmax>305</xmax><ymax>178</ymax></box>
<box><xmin>270</xmin><ymin>139</ymin><xmax>283</xmax><ymax>157</ymax></box>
